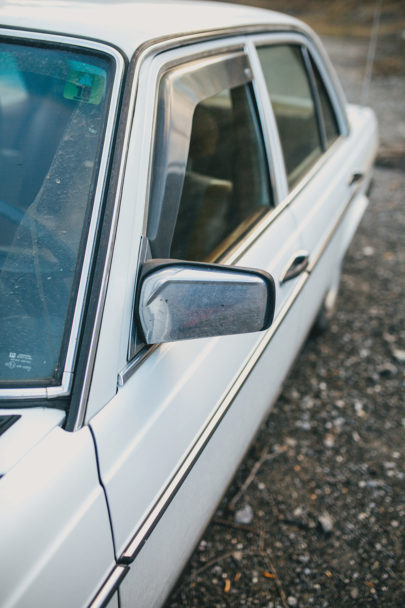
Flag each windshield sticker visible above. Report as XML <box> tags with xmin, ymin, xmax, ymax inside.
<box><xmin>4</xmin><ymin>352</ymin><xmax>32</xmax><ymax>373</ymax></box>
<box><xmin>64</xmin><ymin>60</ymin><xmax>106</xmax><ymax>105</ymax></box>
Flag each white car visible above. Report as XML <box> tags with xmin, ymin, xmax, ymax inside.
<box><xmin>0</xmin><ymin>1</ymin><xmax>377</xmax><ymax>607</ymax></box>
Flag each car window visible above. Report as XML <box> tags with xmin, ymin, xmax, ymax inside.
<box><xmin>171</xmin><ymin>84</ymin><xmax>272</xmax><ymax>261</ymax></box>
<box><xmin>147</xmin><ymin>52</ymin><xmax>273</xmax><ymax>263</ymax></box>
<box><xmin>256</xmin><ymin>44</ymin><xmax>323</xmax><ymax>190</ymax></box>
<box><xmin>0</xmin><ymin>41</ymin><xmax>113</xmax><ymax>387</ymax></box>
<box><xmin>310</xmin><ymin>56</ymin><xmax>340</xmax><ymax>147</ymax></box>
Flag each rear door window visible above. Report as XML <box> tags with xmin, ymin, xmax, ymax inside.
<box><xmin>256</xmin><ymin>44</ymin><xmax>341</xmax><ymax>190</ymax></box>
<box><xmin>257</xmin><ymin>44</ymin><xmax>322</xmax><ymax>189</ymax></box>
<box><xmin>310</xmin><ymin>56</ymin><xmax>340</xmax><ymax>147</ymax></box>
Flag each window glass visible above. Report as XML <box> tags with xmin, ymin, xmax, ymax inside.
<box><xmin>171</xmin><ymin>84</ymin><xmax>272</xmax><ymax>261</ymax></box>
<box><xmin>311</xmin><ymin>58</ymin><xmax>340</xmax><ymax>147</ymax></box>
<box><xmin>257</xmin><ymin>45</ymin><xmax>322</xmax><ymax>190</ymax></box>
<box><xmin>0</xmin><ymin>41</ymin><xmax>113</xmax><ymax>387</ymax></box>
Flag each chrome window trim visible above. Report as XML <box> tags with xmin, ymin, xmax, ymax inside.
<box><xmin>88</xmin><ymin>564</ymin><xmax>128</xmax><ymax>608</ymax></box>
<box><xmin>251</xmin><ymin>30</ymin><xmax>349</xmax><ymax>137</ymax></box>
<box><xmin>302</xmin><ymin>45</ymin><xmax>328</xmax><ymax>151</ymax></box>
<box><xmin>118</xmin><ymin>172</ymin><xmax>370</xmax><ymax>565</ymax></box>
<box><xmin>0</xmin><ymin>29</ymin><xmax>125</xmax><ymax>402</ymax></box>
<box><xmin>75</xmin><ymin>22</ymin><xmax>351</xmax><ymax>427</ymax></box>
<box><xmin>117</xmin><ymin>26</ymin><xmax>351</xmax><ymax>387</ymax></box>
<box><xmin>146</xmin><ymin>50</ymin><xmax>253</xmax><ymax>258</ymax></box>
<box><xmin>224</xmin><ymin>118</ymin><xmax>375</xmax><ymax>271</ymax></box>
<box><xmin>139</xmin><ymin>38</ymin><xmax>254</xmax><ymax>240</ymax></box>
<box><xmin>246</xmin><ymin>38</ymin><xmax>286</xmax><ymax>201</ymax></box>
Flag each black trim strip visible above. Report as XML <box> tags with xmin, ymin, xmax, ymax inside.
<box><xmin>0</xmin><ymin>415</ymin><xmax>21</xmax><ymax>436</ymax></box>
<box><xmin>302</xmin><ymin>45</ymin><xmax>327</xmax><ymax>151</ymax></box>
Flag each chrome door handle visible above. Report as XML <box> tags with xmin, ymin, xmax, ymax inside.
<box><xmin>280</xmin><ymin>251</ymin><xmax>309</xmax><ymax>284</ymax></box>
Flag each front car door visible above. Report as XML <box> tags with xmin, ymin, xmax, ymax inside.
<box><xmin>89</xmin><ymin>36</ymin><xmax>307</xmax><ymax>607</ymax></box>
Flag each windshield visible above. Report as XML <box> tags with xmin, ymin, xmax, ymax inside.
<box><xmin>0</xmin><ymin>40</ymin><xmax>113</xmax><ymax>388</ymax></box>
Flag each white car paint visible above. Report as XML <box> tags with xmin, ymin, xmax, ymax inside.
<box><xmin>0</xmin><ymin>1</ymin><xmax>377</xmax><ymax>607</ymax></box>
<box><xmin>0</xmin><ymin>426</ymin><xmax>115</xmax><ymax>608</ymax></box>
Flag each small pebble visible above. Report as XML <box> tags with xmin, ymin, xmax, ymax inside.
<box><xmin>378</xmin><ymin>362</ymin><xmax>398</xmax><ymax>377</ymax></box>
<box><xmin>234</xmin><ymin>504</ymin><xmax>254</xmax><ymax>525</ymax></box>
<box><xmin>318</xmin><ymin>512</ymin><xmax>334</xmax><ymax>534</ymax></box>
<box><xmin>324</xmin><ymin>433</ymin><xmax>335</xmax><ymax>448</ymax></box>
<box><xmin>392</xmin><ymin>348</ymin><xmax>405</xmax><ymax>363</ymax></box>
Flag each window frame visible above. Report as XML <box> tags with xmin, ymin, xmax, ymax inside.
<box><xmin>251</xmin><ymin>31</ymin><xmax>349</xmax><ymax>197</ymax></box>
<box><xmin>126</xmin><ymin>31</ymin><xmax>349</xmax><ymax>368</ymax></box>
<box><xmin>256</xmin><ymin>42</ymin><xmax>325</xmax><ymax>189</ymax></box>
<box><xmin>146</xmin><ymin>50</ymin><xmax>273</xmax><ymax>260</ymax></box>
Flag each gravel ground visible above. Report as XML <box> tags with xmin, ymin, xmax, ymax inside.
<box><xmin>166</xmin><ymin>3</ymin><xmax>405</xmax><ymax>606</ymax></box>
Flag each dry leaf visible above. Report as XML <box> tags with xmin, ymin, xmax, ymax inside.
<box><xmin>263</xmin><ymin>571</ymin><xmax>276</xmax><ymax>579</ymax></box>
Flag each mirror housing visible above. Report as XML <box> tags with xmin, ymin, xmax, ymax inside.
<box><xmin>136</xmin><ymin>260</ymin><xmax>275</xmax><ymax>344</ymax></box>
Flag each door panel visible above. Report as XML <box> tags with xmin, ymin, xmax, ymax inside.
<box><xmin>90</xmin><ymin>41</ymin><xmax>306</xmax><ymax>594</ymax></box>
<box><xmin>255</xmin><ymin>38</ymin><xmax>354</xmax><ymax>328</ymax></box>
<box><xmin>90</xmin><ymin>204</ymin><xmax>302</xmax><ymax>558</ymax></box>
<box><xmin>117</xmin><ymin>289</ymin><xmax>308</xmax><ymax>608</ymax></box>
<box><xmin>288</xmin><ymin>106</ymin><xmax>376</xmax><ymax>331</ymax></box>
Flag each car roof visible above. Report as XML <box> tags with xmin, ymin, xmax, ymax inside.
<box><xmin>0</xmin><ymin>0</ymin><xmax>302</xmax><ymax>58</ymax></box>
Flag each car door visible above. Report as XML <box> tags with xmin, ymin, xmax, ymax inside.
<box><xmin>88</xmin><ymin>37</ymin><xmax>308</xmax><ymax>607</ymax></box>
<box><xmin>253</xmin><ymin>33</ymin><xmax>377</xmax><ymax>330</ymax></box>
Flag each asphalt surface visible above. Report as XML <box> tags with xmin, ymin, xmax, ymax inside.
<box><xmin>166</xmin><ymin>4</ymin><xmax>405</xmax><ymax>606</ymax></box>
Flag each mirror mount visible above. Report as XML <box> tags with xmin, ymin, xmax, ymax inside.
<box><xmin>135</xmin><ymin>259</ymin><xmax>275</xmax><ymax>344</ymax></box>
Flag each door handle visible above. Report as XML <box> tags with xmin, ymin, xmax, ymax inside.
<box><xmin>349</xmin><ymin>171</ymin><xmax>364</xmax><ymax>186</ymax></box>
<box><xmin>280</xmin><ymin>251</ymin><xmax>309</xmax><ymax>284</ymax></box>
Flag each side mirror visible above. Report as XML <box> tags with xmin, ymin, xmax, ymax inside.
<box><xmin>136</xmin><ymin>260</ymin><xmax>275</xmax><ymax>344</ymax></box>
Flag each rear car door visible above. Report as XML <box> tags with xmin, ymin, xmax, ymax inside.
<box><xmin>89</xmin><ymin>37</ymin><xmax>307</xmax><ymax>606</ymax></box>
<box><xmin>254</xmin><ymin>33</ymin><xmax>377</xmax><ymax>328</ymax></box>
